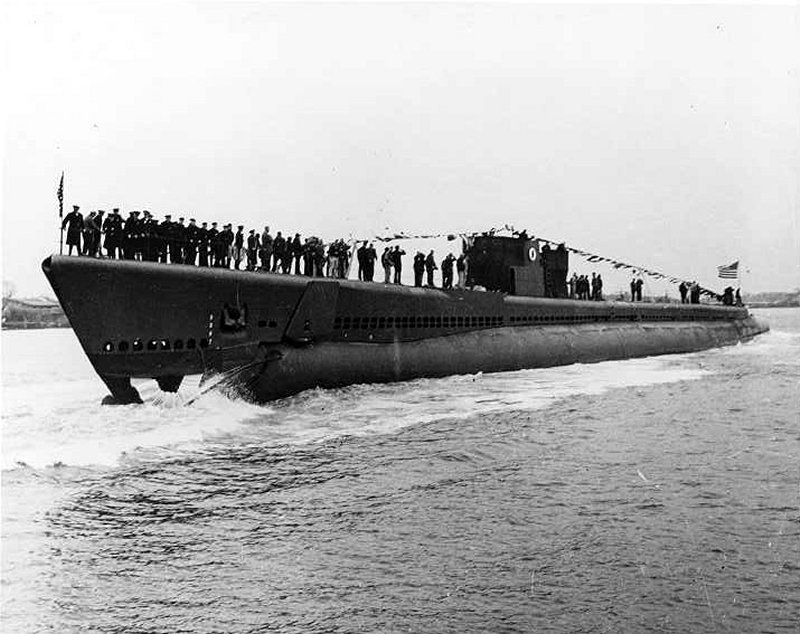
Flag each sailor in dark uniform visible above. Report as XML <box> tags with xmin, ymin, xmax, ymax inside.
<box><xmin>233</xmin><ymin>225</ymin><xmax>245</xmax><ymax>270</ymax></box>
<box><xmin>282</xmin><ymin>233</ymin><xmax>296</xmax><ymax>274</ymax></box>
<box><xmin>173</xmin><ymin>217</ymin><xmax>187</xmax><ymax>264</ymax></box>
<box><xmin>413</xmin><ymin>251</ymin><xmax>425</xmax><ymax>287</ymax></box>
<box><xmin>259</xmin><ymin>227</ymin><xmax>273</xmax><ymax>271</ymax></box>
<box><xmin>425</xmin><ymin>250</ymin><xmax>437</xmax><ymax>287</ymax></box>
<box><xmin>102</xmin><ymin>209</ymin><xmax>118</xmax><ymax>259</ymax></box>
<box><xmin>62</xmin><ymin>205</ymin><xmax>83</xmax><ymax>255</ymax></box>
<box><xmin>456</xmin><ymin>253</ymin><xmax>467</xmax><ymax>288</ymax></box>
<box><xmin>122</xmin><ymin>211</ymin><xmax>139</xmax><ymax>260</ymax></box>
<box><xmin>81</xmin><ymin>211</ymin><xmax>97</xmax><ymax>256</ymax></box>
<box><xmin>221</xmin><ymin>224</ymin><xmax>234</xmax><ymax>268</ymax></box>
<box><xmin>302</xmin><ymin>238</ymin><xmax>314</xmax><ymax>276</ymax></box>
<box><xmin>208</xmin><ymin>222</ymin><xmax>220</xmax><ymax>266</ymax></box>
<box><xmin>198</xmin><ymin>222</ymin><xmax>210</xmax><ymax>266</ymax></box>
<box><xmin>160</xmin><ymin>214</ymin><xmax>173</xmax><ymax>263</ymax></box>
<box><xmin>92</xmin><ymin>211</ymin><xmax>104</xmax><ymax>257</ymax></box>
<box><xmin>272</xmin><ymin>231</ymin><xmax>286</xmax><ymax>272</ymax></box>
<box><xmin>292</xmin><ymin>233</ymin><xmax>303</xmax><ymax>274</ymax></box>
<box><xmin>132</xmin><ymin>211</ymin><xmax>145</xmax><ymax>260</ymax></box>
<box><xmin>678</xmin><ymin>281</ymin><xmax>688</xmax><ymax>304</ymax></box>
<box><xmin>246</xmin><ymin>229</ymin><xmax>259</xmax><ymax>271</ymax></box>
<box><xmin>185</xmin><ymin>218</ymin><xmax>199</xmax><ymax>265</ymax></box>
<box><xmin>441</xmin><ymin>253</ymin><xmax>455</xmax><ymax>289</ymax></box>
<box><xmin>381</xmin><ymin>247</ymin><xmax>392</xmax><ymax>283</ymax></box>
<box><xmin>356</xmin><ymin>242</ymin><xmax>367</xmax><ymax>280</ymax></box>
<box><xmin>338</xmin><ymin>241</ymin><xmax>351</xmax><ymax>279</ymax></box>
<box><xmin>392</xmin><ymin>246</ymin><xmax>406</xmax><ymax>284</ymax></box>
<box><xmin>364</xmin><ymin>243</ymin><xmax>377</xmax><ymax>282</ymax></box>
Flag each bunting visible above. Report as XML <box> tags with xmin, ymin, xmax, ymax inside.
<box><xmin>370</xmin><ymin>225</ymin><xmax>718</xmax><ymax>294</ymax></box>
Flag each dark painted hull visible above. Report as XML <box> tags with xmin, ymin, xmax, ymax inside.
<box><xmin>244</xmin><ymin>318</ymin><xmax>765</xmax><ymax>401</ymax></box>
<box><xmin>42</xmin><ymin>255</ymin><xmax>769</xmax><ymax>404</ymax></box>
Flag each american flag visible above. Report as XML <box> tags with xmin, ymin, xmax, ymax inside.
<box><xmin>717</xmin><ymin>261</ymin><xmax>739</xmax><ymax>279</ymax></box>
<box><xmin>57</xmin><ymin>171</ymin><xmax>64</xmax><ymax>217</ymax></box>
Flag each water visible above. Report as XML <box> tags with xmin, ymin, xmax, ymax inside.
<box><xmin>2</xmin><ymin>309</ymin><xmax>798</xmax><ymax>632</ymax></box>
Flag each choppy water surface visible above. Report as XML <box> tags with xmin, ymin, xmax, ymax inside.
<box><xmin>2</xmin><ymin>309</ymin><xmax>799</xmax><ymax>632</ymax></box>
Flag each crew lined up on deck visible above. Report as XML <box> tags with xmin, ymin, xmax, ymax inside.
<box><xmin>60</xmin><ymin>205</ymin><xmax>470</xmax><ymax>286</ymax></box>
<box><xmin>61</xmin><ymin>205</ymin><xmax>728</xmax><ymax>302</ymax></box>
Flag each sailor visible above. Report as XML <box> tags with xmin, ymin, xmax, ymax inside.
<box><xmin>630</xmin><ymin>276</ymin><xmax>637</xmax><ymax>302</ymax></box>
<box><xmin>392</xmin><ymin>245</ymin><xmax>406</xmax><ymax>284</ymax></box>
<box><xmin>413</xmin><ymin>251</ymin><xmax>425</xmax><ymax>287</ymax></box>
<box><xmin>132</xmin><ymin>211</ymin><xmax>146</xmax><ymax>261</ymax></box>
<box><xmin>217</xmin><ymin>223</ymin><xmax>228</xmax><ymax>269</ymax></box>
<box><xmin>92</xmin><ymin>210</ymin><xmax>105</xmax><ymax>257</ymax></box>
<box><xmin>102</xmin><ymin>209</ymin><xmax>118</xmax><ymax>259</ymax></box>
<box><xmin>122</xmin><ymin>211</ymin><xmax>140</xmax><ymax>260</ymax></box>
<box><xmin>139</xmin><ymin>211</ymin><xmax>155</xmax><ymax>261</ymax></box>
<box><xmin>568</xmin><ymin>273</ymin><xmax>577</xmax><ymax>299</ymax></box>
<box><xmin>233</xmin><ymin>225</ymin><xmax>245</xmax><ymax>270</ymax></box>
<box><xmin>456</xmin><ymin>252</ymin><xmax>467</xmax><ymax>289</ymax></box>
<box><xmin>292</xmin><ymin>233</ymin><xmax>303</xmax><ymax>275</ymax></box>
<box><xmin>185</xmin><ymin>218</ymin><xmax>199</xmax><ymax>265</ymax></box>
<box><xmin>61</xmin><ymin>205</ymin><xmax>84</xmax><ymax>255</ymax></box>
<box><xmin>259</xmin><ymin>226</ymin><xmax>273</xmax><ymax>270</ymax></box>
<box><xmin>198</xmin><ymin>222</ymin><xmax>210</xmax><ymax>266</ymax></box>
<box><xmin>206</xmin><ymin>222</ymin><xmax>218</xmax><ymax>266</ymax></box>
<box><xmin>282</xmin><ymin>232</ymin><xmax>294</xmax><ymax>274</ymax></box>
<box><xmin>158</xmin><ymin>214</ymin><xmax>172</xmax><ymax>263</ymax></box>
<box><xmin>173</xmin><ymin>217</ymin><xmax>187</xmax><ymax>264</ymax></box>
<box><xmin>441</xmin><ymin>253</ymin><xmax>455</xmax><ymax>289</ymax></box>
<box><xmin>81</xmin><ymin>211</ymin><xmax>94</xmax><ymax>256</ymax></box>
<box><xmin>301</xmin><ymin>238</ymin><xmax>313</xmax><ymax>276</ymax></box>
<box><xmin>313</xmin><ymin>239</ymin><xmax>326</xmax><ymax>277</ymax></box>
<box><xmin>338</xmin><ymin>240</ymin><xmax>351</xmax><ymax>279</ymax></box>
<box><xmin>595</xmin><ymin>274</ymin><xmax>604</xmax><ymax>301</ymax></box>
<box><xmin>635</xmin><ymin>277</ymin><xmax>643</xmax><ymax>302</ymax></box>
<box><xmin>425</xmin><ymin>250</ymin><xmax>438</xmax><ymax>287</ymax></box>
<box><xmin>364</xmin><ymin>242</ymin><xmax>377</xmax><ymax>282</ymax></box>
<box><xmin>246</xmin><ymin>229</ymin><xmax>260</xmax><ymax>271</ymax></box>
<box><xmin>735</xmin><ymin>288</ymin><xmax>743</xmax><ymax>306</ymax></box>
<box><xmin>690</xmin><ymin>281</ymin><xmax>700</xmax><ymax>304</ymax></box>
<box><xmin>678</xmin><ymin>281</ymin><xmax>688</xmax><ymax>304</ymax></box>
<box><xmin>356</xmin><ymin>241</ymin><xmax>367</xmax><ymax>281</ymax></box>
<box><xmin>722</xmin><ymin>286</ymin><xmax>734</xmax><ymax>306</ymax></box>
<box><xmin>381</xmin><ymin>246</ymin><xmax>393</xmax><ymax>283</ymax></box>
<box><xmin>326</xmin><ymin>241</ymin><xmax>338</xmax><ymax>278</ymax></box>
<box><xmin>272</xmin><ymin>231</ymin><xmax>286</xmax><ymax>272</ymax></box>
<box><xmin>211</xmin><ymin>223</ymin><xmax>223</xmax><ymax>267</ymax></box>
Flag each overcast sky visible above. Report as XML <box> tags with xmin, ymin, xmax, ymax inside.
<box><xmin>2</xmin><ymin>1</ymin><xmax>799</xmax><ymax>296</ymax></box>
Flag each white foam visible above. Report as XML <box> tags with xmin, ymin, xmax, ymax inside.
<box><xmin>2</xmin><ymin>329</ymin><xmax>710</xmax><ymax>469</ymax></box>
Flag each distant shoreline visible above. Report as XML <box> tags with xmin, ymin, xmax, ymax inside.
<box><xmin>2</xmin><ymin>322</ymin><xmax>71</xmax><ymax>331</ymax></box>
<box><xmin>2</xmin><ymin>297</ymin><xmax>69</xmax><ymax>330</ymax></box>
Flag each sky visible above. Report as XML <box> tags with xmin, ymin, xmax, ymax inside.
<box><xmin>2</xmin><ymin>1</ymin><xmax>799</xmax><ymax>297</ymax></box>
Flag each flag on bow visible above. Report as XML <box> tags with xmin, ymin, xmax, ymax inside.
<box><xmin>57</xmin><ymin>171</ymin><xmax>64</xmax><ymax>217</ymax></box>
<box><xmin>717</xmin><ymin>261</ymin><xmax>739</xmax><ymax>279</ymax></box>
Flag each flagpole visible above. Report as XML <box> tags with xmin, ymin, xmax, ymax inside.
<box><xmin>738</xmin><ymin>260</ymin><xmax>744</xmax><ymax>304</ymax></box>
<box><xmin>58</xmin><ymin>171</ymin><xmax>64</xmax><ymax>255</ymax></box>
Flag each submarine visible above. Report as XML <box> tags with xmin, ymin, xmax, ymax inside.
<box><xmin>42</xmin><ymin>234</ymin><xmax>768</xmax><ymax>404</ymax></box>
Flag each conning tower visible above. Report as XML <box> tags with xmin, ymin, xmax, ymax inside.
<box><xmin>466</xmin><ymin>235</ymin><xmax>568</xmax><ymax>298</ymax></box>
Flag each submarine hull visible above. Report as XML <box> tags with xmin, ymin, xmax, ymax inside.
<box><xmin>41</xmin><ymin>255</ymin><xmax>769</xmax><ymax>404</ymax></box>
<box><xmin>243</xmin><ymin>316</ymin><xmax>766</xmax><ymax>401</ymax></box>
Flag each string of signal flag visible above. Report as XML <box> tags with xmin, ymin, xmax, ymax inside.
<box><xmin>372</xmin><ymin>224</ymin><xmax>736</xmax><ymax>292</ymax></box>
